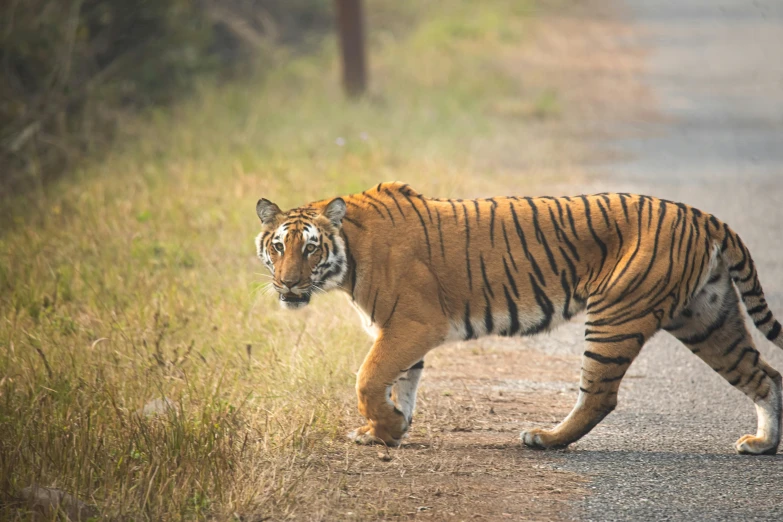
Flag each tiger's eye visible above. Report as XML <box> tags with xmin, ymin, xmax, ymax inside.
<box><xmin>305</xmin><ymin>244</ymin><xmax>317</xmax><ymax>253</ymax></box>
<box><xmin>273</xmin><ymin>243</ymin><xmax>284</xmax><ymax>253</ymax></box>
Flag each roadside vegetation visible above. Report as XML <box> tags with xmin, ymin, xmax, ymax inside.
<box><xmin>0</xmin><ymin>0</ymin><xmax>566</xmax><ymax>518</ymax></box>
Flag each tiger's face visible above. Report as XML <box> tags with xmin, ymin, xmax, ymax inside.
<box><xmin>255</xmin><ymin>197</ymin><xmax>348</xmax><ymax>309</ymax></box>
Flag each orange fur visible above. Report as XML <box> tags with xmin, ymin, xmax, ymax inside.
<box><xmin>256</xmin><ymin>182</ymin><xmax>783</xmax><ymax>453</ymax></box>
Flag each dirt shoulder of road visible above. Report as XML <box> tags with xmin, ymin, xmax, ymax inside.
<box><xmin>304</xmin><ymin>343</ymin><xmax>585</xmax><ymax>521</ymax></box>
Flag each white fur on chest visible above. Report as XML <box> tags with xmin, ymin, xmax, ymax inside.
<box><xmin>348</xmin><ymin>297</ymin><xmax>380</xmax><ymax>340</ymax></box>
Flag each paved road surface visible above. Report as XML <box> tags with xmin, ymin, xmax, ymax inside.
<box><xmin>528</xmin><ymin>1</ymin><xmax>783</xmax><ymax>519</ymax></box>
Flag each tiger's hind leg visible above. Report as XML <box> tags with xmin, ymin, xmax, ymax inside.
<box><xmin>522</xmin><ymin>312</ymin><xmax>661</xmax><ymax>449</ymax></box>
<box><xmin>665</xmin><ymin>268</ymin><xmax>782</xmax><ymax>455</ymax></box>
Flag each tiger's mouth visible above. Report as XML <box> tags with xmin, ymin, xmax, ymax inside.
<box><xmin>279</xmin><ymin>292</ymin><xmax>311</xmax><ymax>309</ymax></box>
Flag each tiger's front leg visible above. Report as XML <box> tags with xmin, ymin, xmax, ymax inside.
<box><xmin>348</xmin><ymin>323</ymin><xmax>441</xmax><ymax>446</ymax></box>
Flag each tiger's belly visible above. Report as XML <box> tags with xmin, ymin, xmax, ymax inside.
<box><xmin>444</xmin><ymin>293</ymin><xmax>584</xmax><ymax>342</ymax></box>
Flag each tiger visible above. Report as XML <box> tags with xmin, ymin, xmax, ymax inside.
<box><xmin>254</xmin><ymin>181</ymin><xmax>783</xmax><ymax>454</ymax></box>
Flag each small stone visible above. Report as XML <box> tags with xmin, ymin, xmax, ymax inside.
<box><xmin>377</xmin><ymin>451</ymin><xmax>392</xmax><ymax>462</ymax></box>
<box><xmin>20</xmin><ymin>486</ymin><xmax>98</xmax><ymax>521</ymax></box>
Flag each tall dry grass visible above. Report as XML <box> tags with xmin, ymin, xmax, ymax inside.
<box><xmin>0</xmin><ymin>0</ymin><xmax>556</xmax><ymax>518</ymax></box>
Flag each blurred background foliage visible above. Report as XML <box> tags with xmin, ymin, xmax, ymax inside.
<box><xmin>1</xmin><ymin>0</ymin><xmax>334</xmax><ymax>193</ymax></box>
<box><xmin>0</xmin><ymin>0</ymin><xmax>556</xmax><ymax>517</ymax></box>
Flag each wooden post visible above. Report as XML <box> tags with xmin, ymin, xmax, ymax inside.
<box><xmin>335</xmin><ymin>0</ymin><xmax>367</xmax><ymax>98</ymax></box>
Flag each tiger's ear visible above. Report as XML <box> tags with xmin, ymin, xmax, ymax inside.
<box><xmin>256</xmin><ymin>198</ymin><xmax>282</xmax><ymax>226</ymax></box>
<box><xmin>323</xmin><ymin>198</ymin><xmax>347</xmax><ymax>227</ymax></box>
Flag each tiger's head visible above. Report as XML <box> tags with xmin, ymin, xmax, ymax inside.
<box><xmin>254</xmin><ymin>197</ymin><xmax>348</xmax><ymax>310</ymax></box>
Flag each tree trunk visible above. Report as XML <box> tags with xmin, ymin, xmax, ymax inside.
<box><xmin>335</xmin><ymin>0</ymin><xmax>367</xmax><ymax>98</ymax></box>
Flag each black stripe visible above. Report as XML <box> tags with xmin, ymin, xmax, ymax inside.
<box><xmin>449</xmin><ymin>200</ymin><xmax>459</xmax><ymax>223</ymax></box>
<box><xmin>566</xmin><ymin>203</ymin><xmax>580</xmax><ymax>239</ymax></box>
<box><xmin>357</xmin><ymin>195</ymin><xmax>385</xmax><ymax>219</ymax></box>
<box><xmin>720</xmin><ymin>223</ymin><xmax>730</xmax><ymax>252</ymax></box>
<box><xmin>342</xmin><ymin>233</ymin><xmax>357</xmax><ymax>300</ymax></box>
<box><xmin>647</xmin><ymin>197</ymin><xmax>654</xmax><ymax>228</ymax></box>
<box><xmin>384</xmin><ymin>189</ymin><xmax>407</xmax><ymax>219</ymax></box>
<box><xmin>464</xmin><ymin>302</ymin><xmax>475</xmax><ymax>340</ymax></box>
<box><xmin>463</xmin><ymin>203</ymin><xmax>473</xmax><ymax>290</ymax></box>
<box><xmin>729</xmin><ymin>245</ymin><xmax>747</xmax><ymax>273</ymax></box>
<box><xmin>767</xmin><ymin>321</ymin><xmax>781</xmax><ymax>341</ymax></box>
<box><xmin>343</xmin><ymin>199</ymin><xmax>366</xmax><ymax>212</ymax></box>
<box><xmin>488</xmin><ymin>198</ymin><xmax>497</xmax><ymax>247</ymax></box>
<box><xmin>362</xmin><ymin>191</ymin><xmax>395</xmax><ymax>224</ymax></box>
<box><xmin>755</xmin><ymin>311</ymin><xmax>773</xmax><ymax>327</ymax></box>
<box><xmin>750</xmin><ymin>369</ymin><xmax>767</xmax><ymax>390</ymax></box>
<box><xmin>595</xmin><ymin>198</ymin><xmax>611</xmax><ymax>227</ymax></box>
<box><xmin>417</xmin><ymin>195</ymin><xmax>434</xmax><ymax>223</ymax></box>
<box><xmin>559</xmin><ymin>246</ymin><xmax>578</xmax><ymax>288</ymax></box>
<box><xmin>502</xmin><ymin>285</ymin><xmax>520</xmax><ymax>336</ymax></box>
<box><xmin>614</xmin><ymin>221</ymin><xmax>624</xmax><ymax>257</ymax></box>
<box><xmin>503</xmin><ymin>257</ymin><xmax>518</xmax><ymax>298</ymax></box>
<box><xmin>548</xmin><ymin>206</ymin><xmax>580</xmax><ymax>261</ymax></box>
<box><xmin>382</xmin><ymin>295</ymin><xmax>400</xmax><ymax>328</ymax></box>
<box><xmin>501</xmin><ymin>222</ymin><xmax>518</xmax><ymax>271</ymax></box>
<box><xmin>342</xmin><ymin>216</ymin><xmax>364</xmax><ymax>229</ymax></box>
<box><xmin>722</xmin><ymin>336</ymin><xmax>744</xmax><ymax>356</ymax></box>
<box><xmin>739</xmin><ymin>269</ymin><xmax>756</xmax><ymax>284</ymax></box>
<box><xmin>435</xmin><ymin>207</ymin><xmax>446</xmax><ymax>259</ymax></box>
<box><xmin>741</xmin><ymin>368</ymin><xmax>763</xmax><ymax>387</ymax></box>
<box><xmin>726</xmin><ymin>347</ymin><xmax>756</xmax><ymax>374</ymax></box>
<box><xmin>554</xmin><ymin>198</ymin><xmax>566</xmax><ymax>228</ymax></box>
<box><xmin>742</xmin><ymin>284</ymin><xmax>763</xmax><ymax>299</ymax></box>
<box><xmin>502</xmin><ymin>220</ymin><xmax>512</xmax><ymax>253</ymax></box>
<box><xmin>509</xmin><ymin>201</ymin><xmax>545</xmax><ymax>285</ymax></box>
<box><xmin>560</xmin><ymin>270</ymin><xmax>572</xmax><ymax>320</ymax></box>
<box><xmin>579</xmin><ymin>196</ymin><xmax>608</xmax><ymax>276</ymax></box>
<box><xmin>584</xmin><ymin>351</ymin><xmax>631</xmax><ymax>365</ymax></box>
<box><xmin>483</xmin><ymin>290</ymin><xmax>494</xmax><ymax>334</ymax></box>
<box><xmin>525</xmin><ymin>273</ymin><xmax>554</xmax><ymax>335</ymax></box>
<box><xmin>526</xmin><ymin>197</ymin><xmax>559</xmax><ymax>275</ymax></box>
<box><xmin>479</xmin><ymin>254</ymin><xmax>495</xmax><ymax>299</ymax></box>
<box><xmin>400</xmin><ymin>190</ymin><xmax>432</xmax><ymax>261</ymax></box>
<box><xmin>370</xmin><ymin>288</ymin><xmax>380</xmax><ymax>323</ymax></box>
<box><xmin>585</xmin><ymin>333</ymin><xmax>645</xmax><ymax>348</ymax></box>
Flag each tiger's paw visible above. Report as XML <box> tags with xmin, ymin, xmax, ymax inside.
<box><xmin>735</xmin><ymin>434</ymin><xmax>779</xmax><ymax>455</ymax></box>
<box><xmin>347</xmin><ymin>425</ymin><xmax>403</xmax><ymax>447</ymax></box>
<box><xmin>521</xmin><ymin>428</ymin><xmax>569</xmax><ymax>450</ymax></box>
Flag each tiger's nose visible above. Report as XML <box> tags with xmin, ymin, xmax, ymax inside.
<box><xmin>282</xmin><ymin>277</ymin><xmax>301</xmax><ymax>288</ymax></box>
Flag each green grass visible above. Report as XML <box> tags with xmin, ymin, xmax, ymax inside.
<box><xmin>0</xmin><ymin>0</ymin><xmax>547</xmax><ymax>519</ymax></box>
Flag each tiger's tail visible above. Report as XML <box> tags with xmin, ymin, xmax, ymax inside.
<box><xmin>718</xmin><ymin>222</ymin><xmax>783</xmax><ymax>347</ymax></box>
